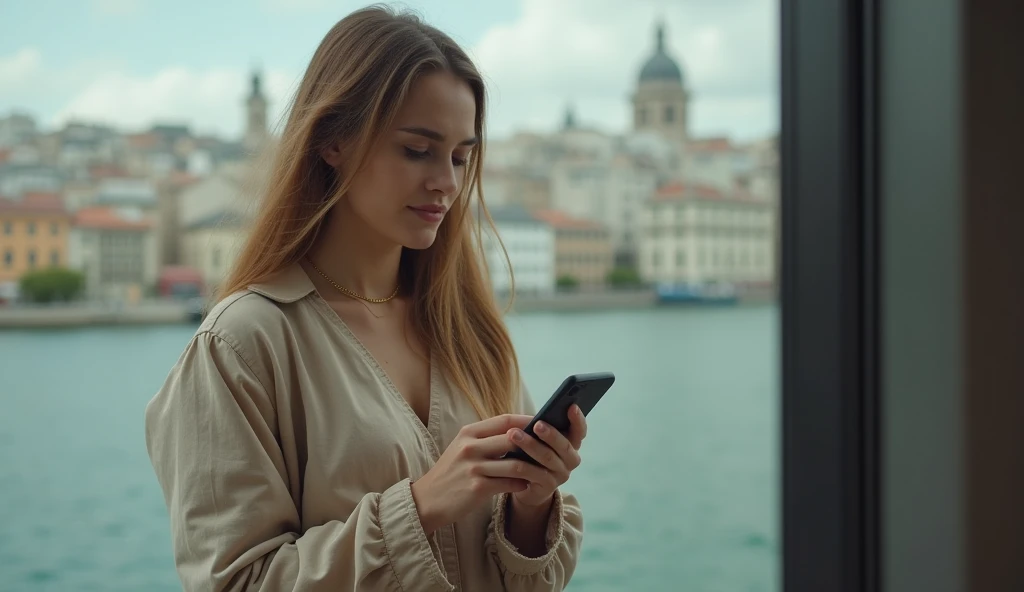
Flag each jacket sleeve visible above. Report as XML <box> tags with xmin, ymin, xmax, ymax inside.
<box><xmin>144</xmin><ymin>331</ymin><xmax>454</xmax><ymax>592</ymax></box>
<box><xmin>484</xmin><ymin>380</ymin><xmax>585</xmax><ymax>590</ymax></box>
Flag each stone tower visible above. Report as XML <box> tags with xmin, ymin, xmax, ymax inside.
<box><xmin>631</xmin><ymin>20</ymin><xmax>690</xmax><ymax>147</ymax></box>
<box><xmin>243</xmin><ymin>68</ymin><xmax>268</xmax><ymax>155</ymax></box>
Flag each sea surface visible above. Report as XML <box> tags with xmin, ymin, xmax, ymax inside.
<box><xmin>0</xmin><ymin>305</ymin><xmax>778</xmax><ymax>592</ymax></box>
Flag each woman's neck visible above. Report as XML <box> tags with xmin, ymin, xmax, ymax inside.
<box><xmin>306</xmin><ymin>205</ymin><xmax>403</xmax><ymax>300</ymax></box>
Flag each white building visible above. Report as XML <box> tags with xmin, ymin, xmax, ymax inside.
<box><xmin>680</xmin><ymin>137</ymin><xmax>757</xmax><ymax>194</ymax></box>
<box><xmin>177</xmin><ymin>161</ymin><xmax>255</xmax><ymax>228</ymax></box>
<box><xmin>480</xmin><ymin>205</ymin><xmax>555</xmax><ymax>297</ymax></box>
<box><xmin>638</xmin><ymin>182</ymin><xmax>776</xmax><ymax>287</ymax></box>
<box><xmin>69</xmin><ymin>206</ymin><xmax>159</xmax><ymax>302</ymax></box>
<box><xmin>181</xmin><ymin>210</ymin><xmax>248</xmax><ymax>292</ymax></box>
<box><xmin>0</xmin><ymin>113</ymin><xmax>38</xmax><ymax>148</ymax></box>
<box><xmin>550</xmin><ymin>152</ymin><xmax>658</xmax><ymax>265</ymax></box>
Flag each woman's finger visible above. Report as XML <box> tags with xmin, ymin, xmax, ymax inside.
<box><xmin>567</xmin><ymin>404</ymin><xmax>587</xmax><ymax>449</ymax></box>
<box><xmin>508</xmin><ymin>428</ymin><xmax>565</xmax><ymax>473</ymax></box>
<box><xmin>465</xmin><ymin>433</ymin><xmax>519</xmax><ymax>458</ymax></box>
<box><xmin>480</xmin><ymin>458</ymin><xmax>559</xmax><ymax>489</ymax></box>
<box><xmin>533</xmin><ymin>421</ymin><xmax>580</xmax><ymax>470</ymax></box>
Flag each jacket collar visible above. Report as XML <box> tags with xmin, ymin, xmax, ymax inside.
<box><xmin>247</xmin><ymin>262</ymin><xmax>317</xmax><ymax>303</ymax></box>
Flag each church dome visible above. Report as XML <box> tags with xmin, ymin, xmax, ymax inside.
<box><xmin>639</xmin><ymin>23</ymin><xmax>684</xmax><ymax>84</ymax></box>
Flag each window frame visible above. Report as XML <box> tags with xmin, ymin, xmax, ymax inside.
<box><xmin>780</xmin><ymin>0</ymin><xmax>881</xmax><ymax>590</ymax></box>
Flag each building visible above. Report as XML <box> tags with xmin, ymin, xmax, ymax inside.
<box><xmin>531</xmin><ymin>209</ymin><xmax>613</xmax><ymax>287</ymax></box>
<box><xmin>632</xmin><ymin>21</ymin><xmax>691</xmax><ymax>149</ymax></box>
<box><xmin>638</xmin><ymin>182</ymin><xmax>776</xmax><ymax>287</ymax></box>
<box><xmin>69</xmin><ymin>206</ymin><xmax>159</xmax><ymax>302</ymax></box>
<box><xmin>243</xmin><ymin>69</ymin><xmax>269</xmax><ymax>156</ymax></box>
<box><xmin>181</xmin><ymin>209</ymin><xmax>248</xmax><ymax>293</ymax></box>
<box><xmin>0</xmin><ymin>192</ymin><xmax>71</xmax><ymax>286</ymax></box>
<box><xmin>0</xmin><ymin>113</ymin><xmax>38</xmax><ymax>148</ymax></box>
<box><xmin>480</xmin><ymin>166</ymin><xmax>551</xmax><ymax>211</ymax></box>
<box><xmin>550</xmin><ymin>152</ymin><xmax>658</xmax><ymax>266</ymax></box>
<box><xmin>156</xmin><ymin>171</ymin><xmax>200</xmax><ymax>266</ymax></box>
<box><xmin>682</xmin><ymin>137</ymin><xmax>755</xmax><ymax>193</ymax></box>
<box><xmin>177</xmin><ymin>161</ymin><xmax>255</xmax><ymax>229</ymax></box>
<box><xmin>480</xmin><ymin>204</ymin><xmax>555</xmax><ymax>296</ymax></box>
<box><xmin>0</xmin><ymin>163</ymin><xmax>63</xmax><ymax>197</ymax></box>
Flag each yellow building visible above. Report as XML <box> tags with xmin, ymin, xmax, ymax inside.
<box><xmin>532</xmin><ymin>209</ymin><xmax>614</xmax><ymax>287</ymax></box>
<box><xmin>0</xmin><ymin>192</ymin><xmax>71</xmax><ymax>285</ymax></box>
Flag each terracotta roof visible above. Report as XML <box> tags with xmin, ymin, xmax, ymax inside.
<box><xmin>74</xmin><ymin>207</ymin><xmax>152</xmax><ymax>231</ymax></box>
<box><xmin>652</xmin><ymin>182</ymin><xmax>760</xmax><ymax>204</ymax></box>
<box><xmin>164</xmin><ymin>170</ymin><xmax>200</xmax><ymax>186</ymax></box>
<box><xmin>0</xmin><ymin>192</ymin><xmax>69</xmax><ymax>215</ymax></box>
<box><xmin>0</xmin><ymin>148</ymin><xmax>11</xmax><ymax>164</ymax></box>
<box><xmin>531</xmin><ymin>209</ymin><xmax>605</xmax><ymax>230</ymax></box>
<box><xmin>687</xmin><ymin>137</ymin><xmax>735</xmax><ymax>153</ymax></box>
<box><xmin>158</xmin><ymin>266</ymin><xmax>203</xmax><ymax>282</ymax></box>
<box><xmin>88</xmin><ymin>164</ymin><xmax>131</xmax><ymax>179</ymax></box>
<box><xmin>125</xmin><ymin>132</ymin><xmax>160</xmax><ymax>150</ymax></box>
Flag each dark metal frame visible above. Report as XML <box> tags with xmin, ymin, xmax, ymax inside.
<box><xmin>780</xmin><ymin>0</ymin><xmax>880</xmax><ymax>590</ymax></box>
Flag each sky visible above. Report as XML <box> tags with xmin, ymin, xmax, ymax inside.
<box><xmin>0</xmin><ymin>0</ymin><xmax>778</xmax><ymax>142</ymax></box>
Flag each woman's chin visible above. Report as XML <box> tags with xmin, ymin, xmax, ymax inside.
<box><xmin>401</xmin><ymin>230</ymin><xmax>439</xmax><ymax>251</ymax></box>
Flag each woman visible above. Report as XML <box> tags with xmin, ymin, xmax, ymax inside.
<box><xmin>144</xmin><ymin>5</ymin><xmax>585</xmax><ymax>591</ymax></box>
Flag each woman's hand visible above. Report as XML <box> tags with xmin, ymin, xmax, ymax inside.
<box><xmin>411</xmin><ymin>414</ymin><xmax>535</xmax><ymax>536</ymax></box>
<box><xmin>505</xmin><ymin>404</ymin><xmax>588</xmax><ymax>508</ymax></box>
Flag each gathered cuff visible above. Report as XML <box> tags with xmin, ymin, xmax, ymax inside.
<box><xmin>378</xmin><ymin>478</ymin><xmax>455</xmax><ymax>591</ymax></box>
<box><xmin>487</xmin><ymin>490</ymin><xmax>566</xmax><ymax>576</ymax></box>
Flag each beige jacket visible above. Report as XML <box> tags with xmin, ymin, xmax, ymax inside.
<box><xmin>144</xmin><ymin>263</ymin><xmax>584</xmax><ymax>591</ymax></box>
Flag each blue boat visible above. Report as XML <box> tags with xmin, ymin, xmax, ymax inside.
<box><xmin>655</xmin><ymin>282</ymin><xmax>739</xmax><ymax>305</ymax></box>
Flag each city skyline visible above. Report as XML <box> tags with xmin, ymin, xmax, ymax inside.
<box><xmin>0</xmin><ymin>0</ymin><xmax>778</xmax><ymax>142</ymax></box>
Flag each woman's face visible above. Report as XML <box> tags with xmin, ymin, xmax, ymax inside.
<box><xmin>329</xmin><ymin>70</ymin><xmax>478</xmax><ymax>251</ymax></box>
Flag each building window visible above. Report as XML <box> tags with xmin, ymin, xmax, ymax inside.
<box><xmin>28</xmin><ymin>250</ymin><xmax>37</xmax><ymax>268</ymax></box>
<box><xmin>2</xmin><ymin>221</ymin><xmax>10</xmax><ymax>235</ymax></box>
<box><xmin>27</xmin><ymin>221</ymin><xmax>36</xmax><ymax>236</ymax></box>
<box><xmin>676</xmin><ymin>249</ymin><xmax>686</xmax><ymax>266</ymax></box>
<box><xmin>51</xmin><ymin>222</ymin><xmax>59</xmax><ymax>236</ymax></box>
<box><xmin>3</xmin><ymin>250</ymin><xmax>11</xmax><ymax>267</ymax></box>
<box><xmin>638</xmin><ymin>107</ymin><xmax>647</xmax><ymax>125</ymax></box>
<box><xmin>665</xmin><ymin>105</ymin><xmax>675</xmax><ymax>123</ymax></box>
<box><xmin>51</xmin><ymin>250</ymin><xmax>60</xmax><ymax>266</ymax></box>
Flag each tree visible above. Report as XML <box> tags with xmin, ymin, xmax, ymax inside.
<box><xmin>19</xmin><ymin>267</ymin><xmax>85</xmax><ymax>303</ymax></box>
<box><xmin>556</xmin><ymin>274</ymin><xmax>580</xmax><ymax>291</ymax></box>
<box><xmin>605</xmin><ymin>266</ymin><xmax>643</xmax><ymax>288</ymax></box>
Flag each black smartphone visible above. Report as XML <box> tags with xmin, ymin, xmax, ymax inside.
<box><xmin>503</xmin><ymin>372</ymin><xmax>616</xmax><ymax>465</ymax></box>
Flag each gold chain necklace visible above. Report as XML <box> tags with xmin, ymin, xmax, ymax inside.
<box><xmin>306</xmin><ymin>258</ymin><xmax>400</xmax><ymax>304</ymax></box>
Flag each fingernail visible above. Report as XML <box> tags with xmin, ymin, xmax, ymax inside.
<box><xmin>536</xmin><ymin>422</ymin><xmax>548</xmax><ymax>434</ymax></box>
<box><xmin>572</xmin><ymin>405</ymin><xmax>582</xmax><ymax>417</ymax></box>
<box><xmin>512</xmin><ymin>429</ymin><xmax>523</xmax><ymax>442</ymax></box>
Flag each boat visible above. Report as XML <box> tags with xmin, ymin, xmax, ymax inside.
<box><xmin>655</xmin><ymin>282</ymin><xmax>739</xmax><ymax>305</ymax></box>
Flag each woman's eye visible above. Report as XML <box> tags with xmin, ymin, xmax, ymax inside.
<box><xmin>405</xmin><ymin>147</ymin><xmax>467</xmax><ymax>167</ymax></box>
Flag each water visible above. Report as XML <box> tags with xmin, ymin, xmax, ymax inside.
<box><xmin>0</xmin><ymin>306</ymin><xmax>778</xmax><ymax>592</ymax></box>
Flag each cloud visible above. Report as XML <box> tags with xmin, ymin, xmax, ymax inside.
<box><xmin>0</xmin><ymin>48</ymin><xmax>43</xmax><ymax>87</ymax></box>
<box><xmin>471</xmin><ymin>0</ymin><xmax>778</xmax><ymax>140</ymax></box>
<box><xmin>2</xmin><ymin>1</ymin><xmax>777</xmax><ymax>142</ymax></box>
<box><xmin>51</xmin><ymin>67</ymin><xmax>299</xmax><ymax>138</ymax></box>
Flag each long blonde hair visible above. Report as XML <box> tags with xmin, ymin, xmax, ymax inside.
<box><xmin>220</xmin><ymin>5</ymin><xmax>518</xmax><ymax>418</ymax></box>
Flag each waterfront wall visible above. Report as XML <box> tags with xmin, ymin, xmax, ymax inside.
<box><xmin>0</xmin><ymin>287</ymin><xmax>775</xmax><ymax>329</ymax></box>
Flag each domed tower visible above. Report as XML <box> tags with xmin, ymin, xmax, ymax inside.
<box><xmin>631</xmin><ymin>20</ymin><xmax>690</xmax><ymax>146</ymax></box>
<box><xmin>243</xmin><ymin>68</ymin><xmax>268</xmax><ymax>155</ymax></box>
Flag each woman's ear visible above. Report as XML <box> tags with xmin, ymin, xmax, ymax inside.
<box><xmin>321</xmin><ymin>141</ymin><xmax>345</xmax><ymax>168</ymax></box>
